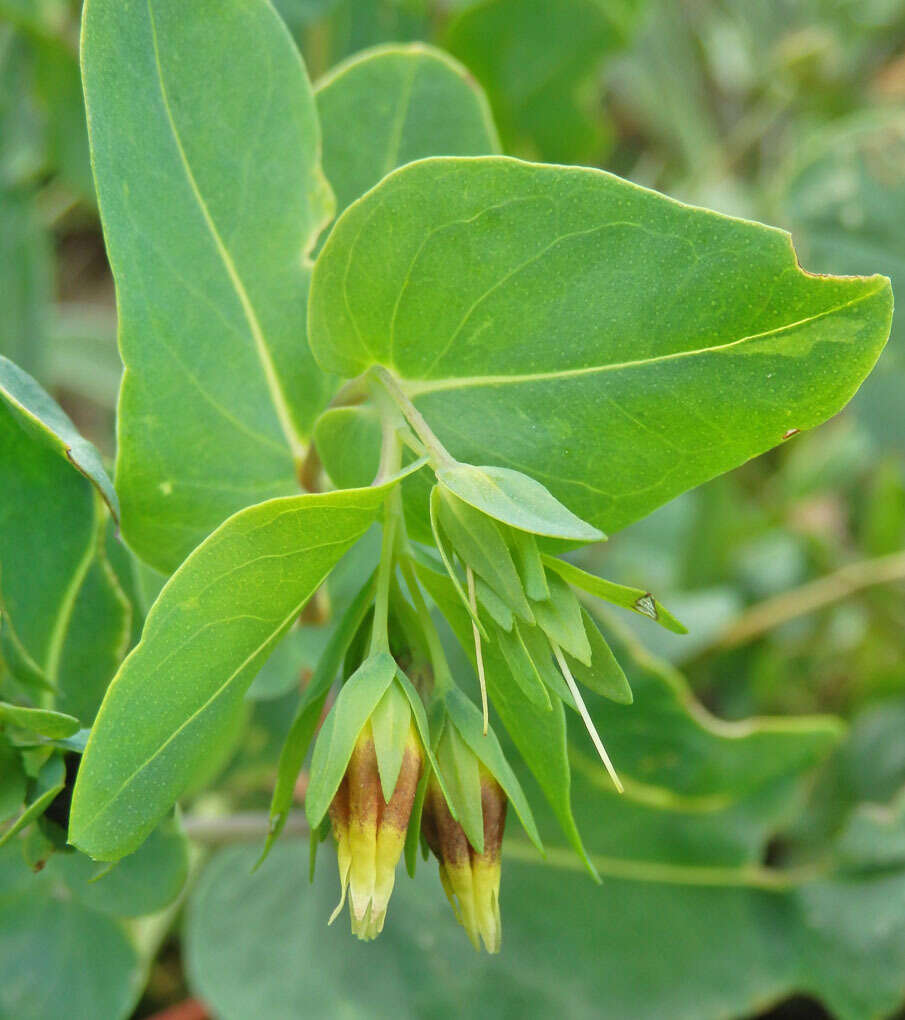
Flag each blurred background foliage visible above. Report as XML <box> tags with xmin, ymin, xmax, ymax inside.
<box><xmin>1</xmin><ymin>0</ymin><xmax>904</xmax><ymax>1018</ymax></box>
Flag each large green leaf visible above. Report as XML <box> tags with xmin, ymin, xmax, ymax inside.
<box><xmin>83</xmin><ymin>0</ymin><xmax>334</xmax><ymax>572</ymax></box>
<box><xmin>315</xmin><ymin>43</ymin><xmax>499</xmax><ymax>219</ymax></box>
<box><xmin>309</xmin><ymin>156</ymin><xmax>892</xmax><ymax>536</ymax></box>
<box><xmin>69</xmin><ymin>481</ymin><xmax>401</xmax><ymax>861</ymax></box>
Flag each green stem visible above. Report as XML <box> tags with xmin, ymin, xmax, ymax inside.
<box><xmin>369</xmin><ymin>421</ymin><xmax>403</xmax><ymax>656</ymax></box>
<box><xmin>371</xmin><ymin>366</ymin><xmax>455</xmax><ymax>468</ymax></box>
<box><xmin>399</xmin><ymin>556</ymin><xmax>453</xmax><ymax>698</ymax></box>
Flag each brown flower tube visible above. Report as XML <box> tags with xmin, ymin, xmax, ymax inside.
<box><xmin>421</xmin><ymin>765</ymin><xmax>507</xmax><ymax>953</ymax></box>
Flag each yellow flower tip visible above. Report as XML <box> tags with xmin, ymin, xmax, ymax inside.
<box><xmin>422</xmin><ymin>773</ymin><xmax>508</xmax><ymax>954</ymax></box>
<box><xmin>326</xmin><ymin>719</ymin><xmax>423</xmax><ymax>940</ymax></box>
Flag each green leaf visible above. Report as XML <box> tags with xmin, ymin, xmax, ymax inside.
<box><xmin>70</xmin><ymin>484</ymin><xmax>392</xmax><ymax>861</ymax></box>
<box><xmin>566</xmin><ymin>610</ymin><xmax>633</xmax><ymax>705</ymax></box>
<box><xmin>0</xmin><ymin>754</ymin><xmax>65</xmax><ymax>848</ymax></box>
<box><xmin>438</xmin><ymin>463</ymin><xmax>603</xmax><ymax>542</ymax></box>
<box><xmin>493</xmin><ymin>621</ymin><xmax>551</xmax><ymax>711</ymax></box>
<box><xmin>393</xmin><ymin>669</ymin><xmax>454</xmax><ymax>816</ymax></box>
<box><xmin>314</xmin><ymin>405</ymin><xmax>382</xmax><ymax>490</ymax></box>
<box><xmin>309</xmin><ymin>156</ymin><xmax>892</xmax><ymax>537</ymax></box>
<box><xmin>530</xmin><ymin>570</ymin><xmax>591</xmax><ymax>665</ymax></box>
<box><xmin>543</xmin><ymin>554</ymin><xmax>687</xmax><ymax>634</ymax></box>
<box><xmin>473</xmin><ymin>577</ymin><xmax>512</xmax><ymax>632</ymax></box>
<box><xmin>54</xmin><ymin>520</ymin><xmax>134</xmax><ymax>725</ymax></box>
<box><xmin>0</xmin><ymin>355</ymin><xmax>117</xmax><ymax>519</ymax></box>
<box><xmin>369</xmin><ymin>679</ymin><xmax>412</xmax><ymax>802</ymax></box>
<box><xmin>508</xmin><ymin>527</ymin><xmax>548</xmax><ymax>601</ymax></box>
<box><xmin>0</xmin><ymin>701</ymin><xmax>79</xmax><ymax>739</ymax></box>
<box><xmin>435</xmin><ymin>717</ymin><xmax>485</xmax><ymax>854</ymax></box>
<box><xmin>445</xmin><ymin>0</ymin><xmax>639</xmax><ymax>164</ymax></box>
<box><xmin>445</xmin><ymin>686</ymin><xmax>543</xmax><ymax>854</ymax></box>
<box><xmin>516</xmin><ymin>621</ymin><xmax>575</xmax><ymax>708</ymax></box>
<box><xmin>83</xmin><ymin>0</ymin><xmax>335</xmax><ymax>572</ymax></box>
<box><xmin>305</xmin><ymin>650</ymin><xmax>397</xmax><ymax>829</ymax></box>
<box><xmin>315</xmin><ymin>42</ymin><xmax>499</xmax><ymax>219</ymax></box>
<box><xmin>435</xmin><ymin>487</ymin><xmax>532</xmax><ymax>622</ymax></box>
<box><xmin>427</xmin><ymin>486</ymin><xmax>486</xmax><ymax>639</ymax></box>
<box><xmin>260</xmin><ymin>575</ymin><xmax>375</xmax><ymax>866</ymax></box>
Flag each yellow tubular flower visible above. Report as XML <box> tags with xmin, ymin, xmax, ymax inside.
<box><xmin>328</xmin><ymin>719</ymin><xmax>423</xmax><ymax>940</ymax></box>
<box><xmin>422</xmin><ymin>765</ymin><xmax>507</xmax><ymax>953</ymax></box>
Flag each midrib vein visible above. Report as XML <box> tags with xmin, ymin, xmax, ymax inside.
<box><xmin>402</xmin><ymin>286</ymin><xmax>883</xmax><ymax>397</ymax></box>
<box><xmin>147</xmin><ymin>0</ymin><xmax>305</xmax><ymax>463</ymax></box>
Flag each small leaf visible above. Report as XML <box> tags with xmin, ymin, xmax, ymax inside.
<box><xmin>517</xmin><ymin>621</ymin><xmax>576</xmax><ymax>708</ymax></box>
<box><xmin>438</xmin><ymin>463</ymin><xmax>603</xmax><ymax>542</ymax></box>
<box><xmin>445</xmin><ymin>686</ymin><xmax>544</xmax><ymax>854</ymax></box>
<box><xmin>531</xmin><ymin>571</ymin><xmax>592</xmax><ymax>665</ymax></box>
<box><xmin>370</xmin><ymin>680</ymin><xmax>412</xmax><ymax>802</ymax></box>
<box><xmin>305</xmin><ymin>651</ymin><xmax>398</xmax><ymax>830</ymax></box>
<box><xmin>435</xmin><ymin>718</ymin><xmax>485</xmax><ymax>854</ymax></box>
<box><xmin>428</xmin><ymin>485</ymin><xmax>487</xmax><ymax>638</ymax></box>
<box><xmin>260</xmin><ymin>576</ymin><xmax>376</xmax><ymax>866</ymax></box>
<box><xmin>435</xmin><ymin>486</ymin><xmax>532</xmax><ymax>622</ymax></box>
<box><xmin>0</xmin><ymin>754</ymin><xmax>65</xmax><ymax>848</ymax></box>
<box><xmin>0</xmin><ymin>701</ymin><xmax>80</xmax><ymax>739</ymax></box>
<box><xmin>394</xmin><ymin>670</ymin><xmax>454</xmax><ymax>815</ymax></box>
<box><xmin>543</xmin><ymin>555</ymin><xmax>688</xmax><ymax>634</ymax></box>
<box><xmin>474</xmin><ymin>577</ymin><xmax>513</xmax><ymax>632</ymax></box>
<box><xmin>509</xmin><ymin>527</ymin><xmax>549</xmax><ymax>601</ymax></box>
<box><xmin>493</xmin><ymin>622</ymin><xmax>552</xmax><ymax>711</ymax></box>
<box><xmin>565</xmin><ymin>610</ymin><xmax>633</xmax><ymax>705</ymax></box>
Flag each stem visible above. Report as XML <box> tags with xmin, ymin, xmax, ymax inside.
<box><xmin>467</xmin><ymin>566</ymin><xmax>489</xmax><ymax>735</ymax></box>
<box><xmin>371</xmin><ymin>365</ymin><xmax>455</xmax><ymax>468</ymax></box>
<box><xmin>399</xmin><ymin>556</ymin><xmax>454</xmax><ymax>697</ymax></box>
<box><xmin>369</xmin><ymin>418</ymin><xmax>403</xmax><ymax>656</ymax></box>
<box><xmin>182</xmin><ymin>811</ymin><xmax>308</xmax><ymax>843</ymax></box>
<box><xmin>708</xmin><ymin>548</ymin><xmax>905</xmax><ymax>652</ymax></box>
<box><xmin>553</xmin><ymin>644</ymin><xmax>623</xmax><ymax>793</ymax></box>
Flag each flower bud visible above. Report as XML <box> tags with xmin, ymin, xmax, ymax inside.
<box><xmin>328</xmin><ymin>718</ymin><xmax>422</xmax><ymax>939</ymax></box>
<box><xmin>421</xmin><ymin>765</ymin><xmax>507</xmax><ymax>953</ymax></box>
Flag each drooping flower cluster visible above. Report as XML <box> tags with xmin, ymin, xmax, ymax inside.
<box><xmin>270</xmin><ymin>379</ymin><xmax>684</xmax><ymax>951</ymax></box>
